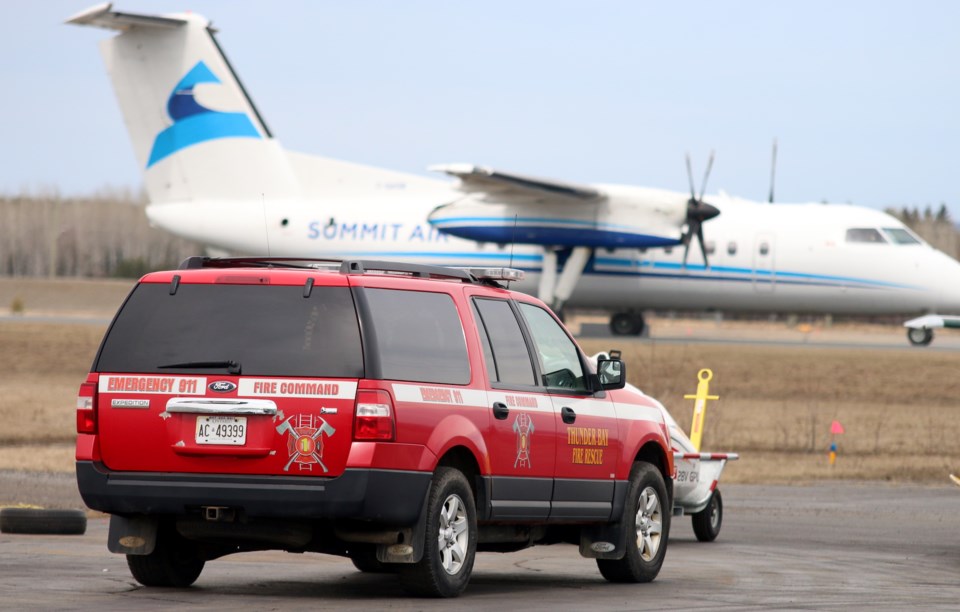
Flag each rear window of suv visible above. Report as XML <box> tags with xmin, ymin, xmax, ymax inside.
<box><xmin>95</xmin><ymin>283</ymin><xmax>364</xmax><ymax>378</ymax></box>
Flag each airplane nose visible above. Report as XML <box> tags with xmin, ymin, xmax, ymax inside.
<box><xmin>939</xmin><ymin>284</ymin><xmax>960</xmax><ymax>313</ymax></box>
<box><xmin>935</xmin><ymin>253</ymin><xmax>960</xmax><ymax>313</ymax></box>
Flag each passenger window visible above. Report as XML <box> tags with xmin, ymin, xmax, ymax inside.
<box><xmin>517</xmin><ymin>303</ymin><xmax>588</xmax><ymax>393</ymax></box>
<box><xmin>845</xmin><ymin>228</ymin><xmax>887</xmax><ymax>244</ymax></box>
<box><xmin>473</xmin><ymin>298</ymin><xmax>537</xmax><ymax>386</ymax></box>
<box><xmin>705</xmin><ymin>241</ymin><xmax>716</xmax><ymax>255</ymax></box>
<box><xmin>758</xmin><ymin>242</ymin><xmax>770</xmax><ymax>256</ymax></box>
<box><xmin>727</xmin><ymin>242</ymin><xmax>737</xmax><ymax>256</ymax></box>
<box><xmin>363</xmin><ymin>289</ymin><xmax>470</xmax><ymax>385</ymax></box>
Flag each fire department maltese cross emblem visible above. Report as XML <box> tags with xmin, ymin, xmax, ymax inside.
<box><xmin>275</xmin><ymin>413</ymin><xmax>335</xmax><ymax>472</ymax></box>
<box><xmin>513</xmin><ymin>413</ymin><xmax>534</xmax><ymax>468</ymax></box>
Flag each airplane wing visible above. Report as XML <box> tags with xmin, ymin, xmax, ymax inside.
<box><xmin>429</xmin><ymin>164</ymin><xmax>603</xmax><ymax>202</ymax></box>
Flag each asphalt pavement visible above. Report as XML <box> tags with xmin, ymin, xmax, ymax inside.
<box><xmin>2</xmin><ymin>477</ymin><xmax>958</xmax><ymax>610</ymax></box>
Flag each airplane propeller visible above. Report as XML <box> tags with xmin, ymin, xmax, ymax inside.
<box><xmin>683</xmin><ymin>151</ymin><xmax>721</xmax><ymax>267</ymax></box>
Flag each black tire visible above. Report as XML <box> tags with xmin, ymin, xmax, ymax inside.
<box><xmin>907</xmin><ymin>327</ymin><xmax>933</xmax><ymax>346</ymax></box>
<box><xmin>126</xmin><ymin>524</ymin><xmax>204</xmax><ymax>587</ymax></box>
<box><xmin>597</xmin><ymin>462</ymin><xmax>669</xmax><ymax>583</ymax></box>
<box><xmin>349</xmin><ymin>545</ymin><xmax>393</xmax><ymax>573</ymax></box>
<box><xmin>691</xmin><ymin>489</ymin><xmax>723</xmax><ymax>542</ymax></box>
<box><xmin>399</xmin><ymin>467</ymin><xmax>477</xmax><ymax>598</ymax></box>
<box><xmin>610</xmin><ymin>312</ymin><xmax>644</xmax><ymax>336</ymax></box>
<box><xmin>0</xmin><ymin>508</ymin><xmax>87</xmax><ymax>535</ymax></box>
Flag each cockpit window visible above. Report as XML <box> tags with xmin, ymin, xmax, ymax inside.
<box><xmin>882</xmin><ymin>228</ymin><xmax>922</xmax><ymax>245</ymax></box>
<box><xmin>845</xmin><ymin>228</ymin><xmax>887</xmax><ymax>244</ymax></box>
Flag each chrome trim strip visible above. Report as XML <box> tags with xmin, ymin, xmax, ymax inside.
<box><xmin>165</xmin><ymin>398</ymin><xmax>278</xmax><ymax>415</ymax></box>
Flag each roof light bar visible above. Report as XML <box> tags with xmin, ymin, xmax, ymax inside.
<box><xmin>460</xmin><ymin>267</ymin><xmax>525</xmax><ymax>282</ymax></box>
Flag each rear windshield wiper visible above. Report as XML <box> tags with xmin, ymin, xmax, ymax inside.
<box><xmin>158</xmin><ymin>360</ymin><xmax>241</xmax><ymax>374</ymax></box>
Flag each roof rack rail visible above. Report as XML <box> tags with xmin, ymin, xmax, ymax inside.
<box><xmin>178</xmin><ymin>256</ymin><xmax>343</xmax><ymax>270</ymax></box>
<box><xmin>338</xmin><ymin>260</ymin><xmax>476</xmax><ymax>282</ymax></box>
<box><xmin>176</xmin><ymin>256</ymin><xmax>525</xmax><ymax>286</ymax></box>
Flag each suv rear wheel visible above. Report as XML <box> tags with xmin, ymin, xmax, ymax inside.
<box><xmin>597</xmin><ymin>461</ymin><xmax>669</xmax><ymax>583</ymax></box>
<box><xmin>400</xmin><ymin>467</ymin><xmax>477</xmax><ymax>597</ymax></box>
<box><xmin>349</xmin><ymin>545</ymin><xmax>392</xmax><ymax>573</ymax></box>
<box><xmin>126</xmin><ymin>523</ymin><xmax>205</xmax><ymax>587</ymax></box>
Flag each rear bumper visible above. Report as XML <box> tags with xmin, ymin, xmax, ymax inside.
<box><xmin>76</xmin><ymin>461</ymin><xmax>431</xmax><ymax>525</ymax></box>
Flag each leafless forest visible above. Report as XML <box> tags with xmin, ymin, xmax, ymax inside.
<box><xmin>0</xmin><ymin>190</ymin><xmax>202</xmax><ymax>278</ymax></box>
<box><xmin>0</xmin><ymin>191</ymin><xmax>955</xmax><ymax>278</ymax></box>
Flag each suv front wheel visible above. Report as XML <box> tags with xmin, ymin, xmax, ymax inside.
<box><xmin>400</xmin><ymin>467</ymin><xmax>477</xmax><ymax>597</ymax></box>
<box><xmin>597</xmin><ymin>461</ymin><xmax>669</xmax><ymax>583</ymax></box>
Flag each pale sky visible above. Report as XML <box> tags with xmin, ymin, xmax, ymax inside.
<box><xmin>4</xmin><ymin>1</ymin><xmax>959</xmax><ymax>218</ymax></box>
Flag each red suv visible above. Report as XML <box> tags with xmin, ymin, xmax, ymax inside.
<box><xmin>76</xmin><ymin>258</ymin><xmax>673</xmax><ymax>597</ymax></box>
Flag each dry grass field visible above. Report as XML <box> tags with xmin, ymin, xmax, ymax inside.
<box><xmin>579</xmin><ymin>339</ymin><xmax>960</xmax><ymax>482</ymax></box>
<box><xmin>1</xmin><ymin>277</ymin><xmax>959</xmax><ymax>483</ymax></box>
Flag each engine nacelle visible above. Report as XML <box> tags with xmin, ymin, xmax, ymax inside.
<box><xmin>428</xmin><ymin>186</ymin><xmax>688</xmax><ymax>249</ymax></box>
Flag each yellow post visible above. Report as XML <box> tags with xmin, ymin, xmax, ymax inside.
<box><xmin>684</xmin><ymin>369</ymin><xmax>719</xmax><ymax>451</ymax></box>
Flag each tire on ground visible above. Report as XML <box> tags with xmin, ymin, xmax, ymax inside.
<box><xmin>609</xmin><ymin>312</ymin><xmax>644</xmax><ymax>336</ymax></box>
<box><xmin>691</xmin><ymin>489</ymin><xmax>723</xmax><ymax>542</ymax></box>
<box><xmin>597</xmin><ymin>461</ymin><xmax>669</xmax><ymax>583</ymax></box>
<box><xmin>399</xmin><ymin>466</ymin><xmax>477</xmax><ymax>598</ymax></box>
<box><xmin>126</xmin><ymin>523</ymin><xmax>205</xmax><ymax>587</ymax></box>
<box><xmin>349</xmin><ymin>545</ymin><xmax>393</xmax><ymax>573</ymax></box>
<box><xmin>0</xmin><ymin>508</ymin><xmax>87</xmax><ymax>535</ymax></box>
<box><xmin>907</xmin><ymin>327</ymin><xmax>933</xmax><ymax>346</ymax></box>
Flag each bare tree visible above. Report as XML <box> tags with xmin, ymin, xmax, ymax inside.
<box><xmin>0</xmin><ymin>189</ymin><xmax>204</xmax><ymax>278</ymax></box>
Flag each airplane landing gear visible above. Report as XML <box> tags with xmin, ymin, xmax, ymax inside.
<box><xmin>610</xmin><ymin>312</ymin><xmax>645</xmax><ymax>336</ymax></box>
<box><xmin>539</xmin><ymin>246</ymin><xmax>592</xmax><ymax>316</ymax></box>
<box><xmin>907</xmin><ymin>327</ymin><xmax>933</xmax><ymax>346</ymax></box>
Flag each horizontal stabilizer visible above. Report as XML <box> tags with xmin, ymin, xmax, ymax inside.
<box><xmin>429</xmin><ymin>164</ymin><xmax>603</xmax><ymax>202</ymax></box>
<box><xmin>66</xmin><ymin>3</ymin><xmax>186</xmax><ymax>31</ymax></box>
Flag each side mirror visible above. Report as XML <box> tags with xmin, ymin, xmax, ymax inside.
<box><xmin>596</xmin><ymin>358</ymin><xmax>625</xmax><ymax>390</ymax></box>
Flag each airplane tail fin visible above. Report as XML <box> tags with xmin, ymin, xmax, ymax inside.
<box><xmin>67</xmin><ymin>3</ymin><xmax>299</xmax><ymax>203</ymax></box>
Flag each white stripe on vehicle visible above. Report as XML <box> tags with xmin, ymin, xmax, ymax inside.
<box><xmin>237</xmin><ymin>378</ymin><xmax>358</xmax><ymax>399</ymax></box>
<box><xmin>99</xmin><ymin>375</ymin><xmax>207</xmax><ymax>395</ymax></box>
<box><xmin>392</xmin><ymin>384</ymin><xmax>487</xmax><ymax>407</ymax></box>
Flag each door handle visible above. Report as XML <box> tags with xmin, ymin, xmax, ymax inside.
<box><xmin>492</xmin><ymin>402</ymin><xmax>509</xmax><ymax>420</ymax></box>
<box><xmin>561</xmin><ymin>406</ymin><xmax>576</xmax><ymax>424</ymax></box>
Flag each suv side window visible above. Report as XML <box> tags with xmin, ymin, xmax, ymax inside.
<box><xmin>362</xmin><ymin>288</ymin><xmax>470</xmax><ymax>385</ymax></box>
<box><xmin>517</xmin><ymin>302</ymin><xmax>589</xmax><ymax>393</ymax></box>
<box><xmin>473</xmin><ymin>298</ymin><xmax>537</xmax><ymax>386</ymax></box>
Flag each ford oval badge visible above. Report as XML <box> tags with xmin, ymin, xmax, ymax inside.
<box><xmin>590</xmin><ymin>541</ymin><xmax>616</xmax><ymax>553</ymax></box>
<box><xmin>209</xmin><ymin>381</ymin><xmax>237</xmax><ymax>393</ymax></box>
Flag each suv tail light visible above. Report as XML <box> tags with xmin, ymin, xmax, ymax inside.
<box><xmin>354</xmin><ymin>390</ymin><xmax>395</xmax><ymax>441</ymax></box>
<box><xmin>77</xmin><ymin>380</ymin><xmax>98</xmax><ymax>434</ymax></box>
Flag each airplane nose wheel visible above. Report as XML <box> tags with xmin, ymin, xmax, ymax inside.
<box><xmin>907</xmin><ymin>327</ymin><xmax>933</xmax><ymax>346</ymax></box>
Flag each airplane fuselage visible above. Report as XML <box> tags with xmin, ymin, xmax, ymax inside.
<box><xmin>146</xmin><ymin>192</ymin><xmax>960</xmax><ymax>317</ymax></box>
<box><xmin>72</xmin><ymin>3</ymin><xmax>960</xmax><ymax>332</ymax></box>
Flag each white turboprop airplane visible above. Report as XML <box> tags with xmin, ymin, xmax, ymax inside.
<box><xmin>69</xmin><ymin>3</ymin><xmax>960</xmax><ymax>346</ymax></box>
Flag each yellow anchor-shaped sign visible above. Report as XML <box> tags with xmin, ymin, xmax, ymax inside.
<box><xmin>684</xmin><ymin>369</ymin><xmax>719</xmax><ymax>451</ymax></box>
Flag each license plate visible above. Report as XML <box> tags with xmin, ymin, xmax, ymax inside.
<box><xmin>195</xmin><ymin>416</ymin><xmax>247</xmax><ymax>445</ymax></box>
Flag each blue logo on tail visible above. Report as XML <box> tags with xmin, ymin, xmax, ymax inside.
<box><xmin>147</xmin><ymin>61</ymin><xmax>261</xmax><ymax>167</ymax></box>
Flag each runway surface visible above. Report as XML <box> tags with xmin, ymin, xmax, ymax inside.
<box><xmin>579</xmin><ymin>321</ymin><xmax>960</xmax><ymax>352</ymax></box>
<box><xmin>2</xmin><ymin>478</ymin><xmax>958</xmax><ymax>610</ymax></box>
